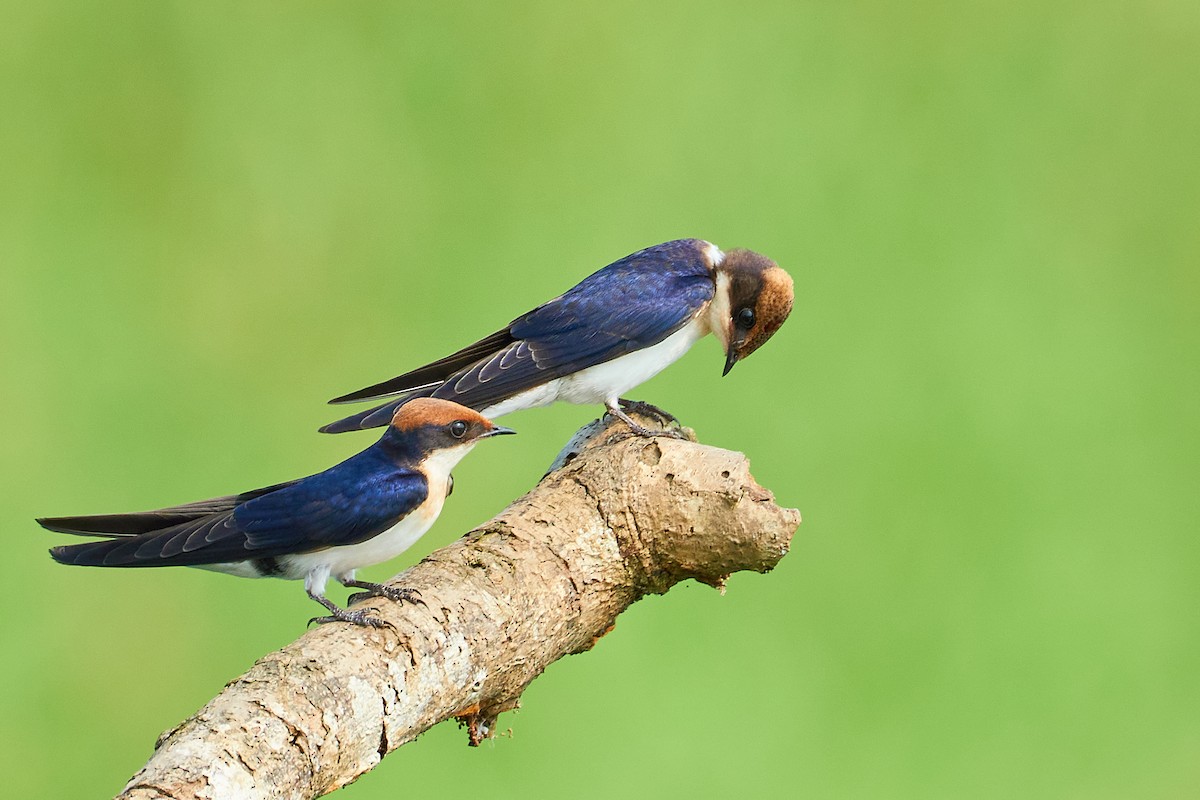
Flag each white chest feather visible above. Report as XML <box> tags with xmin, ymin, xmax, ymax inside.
<box><xmin>556</xmin><ymin>319</ymin><xmax>710</xmax><ymax>404</ymax></box>
<box><xmin>301</xmin><ymin>444</ymin><xmax>466</xmax><ymax>578</ymax></box>
<box><xmin>285</xmin><ymin>489</ymin><xmax>448</xmax><ymax>579</ymax></box>
<box><xmin>479</xmin><ymin>317</ymin><xmax>711</xmax><ymax>416</ymax></box>
<box><xmin>204</xmin><ymin>442</ymin><xmax>473</xmax><ymax>586</ymax></box>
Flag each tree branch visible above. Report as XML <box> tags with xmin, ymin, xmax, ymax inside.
<box><xmin>117</xmin><ymin>414</ymin><xmax>801</xmax><ymax>800</ymax></box>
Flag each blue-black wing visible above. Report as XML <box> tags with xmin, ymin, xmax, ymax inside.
<box><xmin>321</xmin><ymin>239</ymin><xmax>715</xmax><ymax>433</ymax></box>
<box><xmin>47</xmin><ymin>454</ymin><xmax>428</xmax><ymax>568</ymax></box>
<box><xmin>434</xmin><ymin>261</ymin><xmax>712</xmax><ymax>408</ymax></box>
<box><xmin>328</xmin><ymin>328</ymin><xmax>516</xmax><ymax>405</ymax></box>
<box><xmin>38</xmin><ymin>480</ymin><xmax>299</xmax><ymax>536</ymax></box>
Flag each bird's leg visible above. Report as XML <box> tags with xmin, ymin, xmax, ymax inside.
<box><xmin>605</xmin><ymin>400</ymin><xmax>687</xmax><ymax>439</ymax></box>
<box><xmin>617</xmin><ymin>398</ymin><xmax>680</xmax><ymax>426</ymax></box>
<box><xmin>604</xmin><ymin>400</ymin><xmax>657</xmax><ymax>436</ymax></box>
<box><xmin>341</xmin><ymin>576</ymin><xmax>423</xmax><ymax>607</ymax></box>
<box><xmin>307</xmin><ymin>585</ymin><xmax>391</xmax><ymax>629</ymax></box>
<box><xmin>604</xmin><ymin>400</ymin><xmax>686</xmax><ymax>439</ymax></box>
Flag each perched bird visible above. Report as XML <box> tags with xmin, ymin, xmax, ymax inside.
<box><xmin>39</xmin><ymin>399</ymin><xmax>514</xmax><ymax>628</ymax></box>
<box><xmin>320</xmin><ymin>238</ymin><xmax>794</xmax><ymax>437</ymax></box>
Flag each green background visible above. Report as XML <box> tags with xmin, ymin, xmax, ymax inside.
<box><xmin>3</xmin><ymin>2</ymin><xmax>1197</xmax><ymax>797</ymax></box>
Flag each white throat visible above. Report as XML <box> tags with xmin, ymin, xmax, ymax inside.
<box><xmin>707</xmin><ymin>269</ymin><xmax>733</xmax><ymax>352</ymax></box>
<box><xmin>422</xmin><ymin>441</ymin><xmax>479</xmax><ymax>488</ymax></box>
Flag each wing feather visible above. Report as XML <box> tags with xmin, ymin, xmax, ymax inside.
<box><xmin>329</xmin><ymin>328</ymin><xmax>515</xmax><ymax>404</ymax></box>
<box><xmin>321</xmin><ymin>239</ymin><xmax>716</xmax><ymax>431</ymax></box>
<box><xmin>47</xmin><ymin>454</ymin><xmax>429</xmax><ymax>568</ymax></box>
<box><xmin>37</xmin><ymin>480</ymin><xmax>298</xmax><ymax>536</ymax></box>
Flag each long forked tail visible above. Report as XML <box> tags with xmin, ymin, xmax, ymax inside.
<box><xmin>318</xmin><ymin>397</ymin><xmax>409</xmax><ymax>434</ymax></box>
<box><xmin>37</xmin><ymin>481</ymin><xmax>296</xmax><ymax>535</ymax></box>
<box><xmin>45</xmin><ymin>511</ymin><xmax>246</xmax><ymax>569</ymax></box>
<box><xmin>50</xmin><ymin>536</ymin><xmax>140</xmax><ymax>567</ymax></box>
<box><xmin>326</xmin><ymin>328</ymin><xmax>515</xmax><ymax>406</ymax></box>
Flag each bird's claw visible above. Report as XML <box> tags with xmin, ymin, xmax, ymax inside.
<box><xmin>609</xmin><ymin>399</ymin><xmax>686</xmax><ymax>438</ymax></box>
<box><xmin>308</xmin><ymin>609</ymin><xmax>393</xmax><ymax>629</ymax></box>
<box><xmin>606</xmin><ymin>412</ymin><xmax>688</xmax><ymax>440</ymax></box>
<box><xmin>614</xmin><ymin>416</ymin><xmax>659</xmax><ymax>438</ymax></box>
<box><xmin>348</xmin><ymin>585</ymin><xmax>424</xmax><ymax>606</ymax></box>
<box><xmin>606</xmin><ymin>402</ymin><xmax>685</xmax><ymax>439</ymax></box>
<box><xmin>617</xmin><ymin>398</ymin><xmax>680</xmax><ymax>426</ymax></box>
<box><xmin>380</xmin><ymin>586</ymin><xmax>424</xmax><ymax>604</ymax></box>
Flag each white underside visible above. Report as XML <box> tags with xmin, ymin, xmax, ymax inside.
<box><xmin>199</xmin><ymin>442</ymin><xmax>472</xmax><ymax>597</ymax></box>
<box><xmin>480</xmin><ymin>316</ymin><xmax>711</xmax><ymax>418</ymax></box>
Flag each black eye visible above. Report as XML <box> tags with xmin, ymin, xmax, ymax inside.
<box><xmin>449</xmin><ymin>420</ymin><xmax>468</xmax><ymax>439</ymax></box>
<box><xmin>736</xmin><ymin>307</ymin><xmax>756</xmax><ymax>329</ymax></box>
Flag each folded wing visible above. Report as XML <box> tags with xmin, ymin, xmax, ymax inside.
<box><xmin>321</xmin><ymin>241</ymin><xmax>715</xmax><ymax>433</ymax></box>
<box><xmin>46</xmin><ymin>460</ymin><xmax>428</xmax><ymax>568</ymax></box>
<box><xmin>38</xmin><ymin>481</ymin><xmax>299</xmax><ymax>536</ymax></box>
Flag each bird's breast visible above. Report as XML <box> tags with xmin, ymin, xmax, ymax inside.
<box><xmin>554</xmin><ymin>317</ymin><xmax>709</xmax><ymax>405</ymax></box>
<box><xmin>479</xmin><ymin>380</ymin><xmax>565</xmax><ymax>418</ymax></box>
<box><xmin>276</xmin><ymin>492</ymin><xmax>447</xmax><ymax>580</ymax></box>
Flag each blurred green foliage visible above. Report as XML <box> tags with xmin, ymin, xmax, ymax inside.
<box><xmin>3</xmin><ymin>1</ymin><xmax>1198</xmax><ymax>797</ymax></box>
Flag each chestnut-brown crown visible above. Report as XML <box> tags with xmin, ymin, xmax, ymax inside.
<box><xmin>390</xmin><ymin>398</ymin><xmax>496</xmax><ymax>437</ymax></box>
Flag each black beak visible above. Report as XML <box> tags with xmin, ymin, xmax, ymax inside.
<box><xmin>482</xmin><ymin>426</ymin><xmax>517</xmax><ymax>438</ymax></box>
<box><xmin>722</xmin><ymin>346</ymin><xmax>740</xmax><ymax>377</ymax></box>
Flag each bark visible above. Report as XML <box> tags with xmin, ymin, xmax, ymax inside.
<box><xmin>117</xmin><ymin>413</ymin><xmax>801</xmax><ymax>800</ymax></box>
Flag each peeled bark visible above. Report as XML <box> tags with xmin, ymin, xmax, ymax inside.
<box><xmin>118</xmin><ymin>413</ymin><xmax>801</xmax><ymax>800</ymax></box>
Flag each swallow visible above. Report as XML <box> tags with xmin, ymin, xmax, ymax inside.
<box><xmin>320</xmin><ymin>238</ymin><xmax>794</xmax><ymax>437</ymax></box>
<box><xmin>39</xmin><ymin>399</ymin><xmax>514</xmax><ymax>628</ymax></box>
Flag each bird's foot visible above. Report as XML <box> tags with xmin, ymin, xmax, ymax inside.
<box><xmin>308</xmin><ymin>586</ymin><xmax>394</xmax><ymax>628</ymax></box>
<box><xmin>344</xmin><ymin>579</ymin><xmax>424</xmax><ymax>607</ymax></box>
<box><xmin>617</xmin><ymin>398</ymin><xmax>680</xmax><ymax>426</ymax></box>
<box><xmin>308</xmin><ymin>607</ymin><xmax>392</xmax><ymax>629</ymax></box>
<box><xmin>605</xmin><ymin>402</ymin><xmax>687</xmax><ymax>439</ymax></box>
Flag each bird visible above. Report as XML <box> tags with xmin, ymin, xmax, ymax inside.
<box><xmin>319</xmin><ymin>238</ymin><xmax>794</xmax><ymax>437</ymax></box>
<box><xmin>39</xmin><ymin>399</ymin><xmax>515</xmax><ymax>628</ymax></box>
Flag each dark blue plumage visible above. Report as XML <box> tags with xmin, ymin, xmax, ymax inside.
<box><xmin>443</xmin><ymin>253</ymin><xmax>712</xmax><ymax>404</ymax></box>
<box><xmin>40</xmin><ymin>399</ymin><xmax>515</xmax><ymax>627</ymax></box>
<box><xmin>46</xmin><ymin>438</ymin><xmax>428</xmax><ymax>569</ymax></box>
<box><xmin>322</xmin><ymin>239</ymin><xmax>721</xmax><ymax>433</ymax></box>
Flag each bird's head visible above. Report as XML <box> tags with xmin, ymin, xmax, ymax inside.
<box><xmin>384</xmin><ymin>399</ymin><xmax>515</xmax><ymax>471</ymax></box>
<box><xmin>710</xmin><ymin>248</ymin><xmax>794</xmax><ymax>375</ymax></box>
